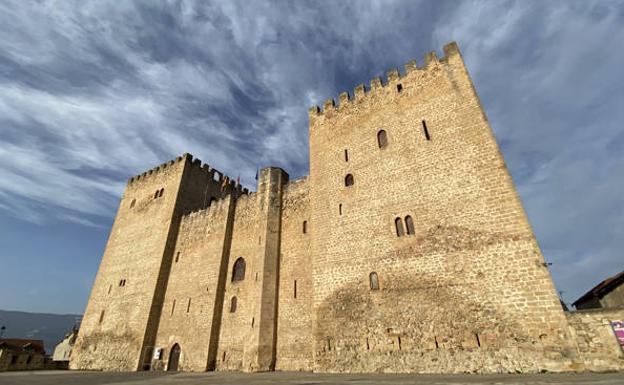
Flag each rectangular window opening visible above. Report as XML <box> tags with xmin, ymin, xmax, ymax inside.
<box><xmin>339</xmin><ymin>204</ymin><xmax>343</xmax><ymax>215</ymax></box>
<box><xmin>397</xmin><ymin>83</ymin><xmax>403</xmax><ymax>92</ymax></box>
<box><xmin>422</xmin><ymin>120</ymin><xmax>431</xmax><ymax>141</ymax></box>
<box><xmin>175</xmin><ymin>252</ymin><xmax>180</xmax><ymax>263</ymax></box>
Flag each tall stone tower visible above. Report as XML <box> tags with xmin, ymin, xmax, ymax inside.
<box><xmin>307</xmin><ymin>42</ymin><xmax>577</xmax><ymax>372</ymax></box>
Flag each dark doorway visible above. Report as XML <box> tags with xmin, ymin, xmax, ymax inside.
<box><xmin>168</xmin><ymin>343</ymin><xmax>181</xmax><ymax>371</ymax></box>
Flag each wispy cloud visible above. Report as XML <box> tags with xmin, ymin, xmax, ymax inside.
<box><xmin>0</xmin><ymin>0</ymin><xmax>622</xmax><ymax>310</ymax></box>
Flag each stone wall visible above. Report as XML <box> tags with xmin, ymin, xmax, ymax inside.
<box><xmin>216</xmin><ymin>168</ymin><xmax>288</xmax><ymax>372</ymax></box>
<box><xmin>307</xmin><ymin>42</ymin><xmax>577</xmax><ymax>373</ymax></box>
<box><xmin>567</xmin><ymin>308</ymin><xmax>624</xmax><ymax>371</ymax></box>
<box><xmin>215</xmin><ymin>192</ymin><xmax>259</xmax><ymax>371</ymax></box>
<box><xmin>153</xmin><ymin>196</ymin><xmax>234</xmax><ymax>372</ymax></box>
<box><xmin>0</xmin><ymin>350</ymin><xmax>45</xmax><ymax>372</ymax></box>
<box><xmin>275</xmin><ymin>177</ymin><xmax>313</xmax><ymax>371</ymax></box>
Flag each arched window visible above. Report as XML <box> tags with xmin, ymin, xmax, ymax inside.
<box><xmin>232</xmin><ymin>257</ymin><xmax>246</xmax><ymax>282</ymax></box>
<box><xmin>303</xmin><ymin>221</ymin><xmax>307</xmax><ymax>234</ymax></box>
<box><xmin>377</xmin><ymin>130</ymin><xmax>388</xmax><ymax>148</ymax></box>
<box><xmin>230</xmin><ymin>296</ymin><xmax>237</xmax><ymax>313</ymax></box>
<box><xmin>130</xmin><ymin>199</ymin><xmax>136</xmax><ymax>209</ymax></box>
<box><xmin>405</xmin><ymin>215</ymin><xmax>415</xmax><ymax>235</ymax></box>
<box><xmin>159</xmin><ymin>188</ymin><xmax>164</xmax><ymax>197</ymax></box>
<box><xmin>370</xmin><ymin>272</ymin><xmax>380</xmax><ymax>290</ymax></box>
<box><xmin>395</xmin><ymin>217</ymin><xmax>405</xmax><ymax>237</ymax></box>
<box><xmin>345</xmin><ymin>174</ymin><xmax>354</xmax><ymax>187</ymax></box>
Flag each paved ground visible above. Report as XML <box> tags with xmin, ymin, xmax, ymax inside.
<box><xmin>0</xmin><ymin>371</ymin><xmax>622</xmax><ymax>385</ymax></box>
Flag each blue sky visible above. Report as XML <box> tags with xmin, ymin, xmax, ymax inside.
<box><xmin>0</xmin><ymin>0</ymin><xmax>622</xmax><ymax>315</ymax></box>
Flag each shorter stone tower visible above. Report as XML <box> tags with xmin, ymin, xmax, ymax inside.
<box><xmin>70</xmin><ymin>154</ymin><xmax>247</xmax><ymax>370</ymax></box>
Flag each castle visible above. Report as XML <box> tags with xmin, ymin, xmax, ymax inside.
<box><xmin>70</xmin><ymin>42</ymin><xmax>624</xmax><ymax>373</ymax></box>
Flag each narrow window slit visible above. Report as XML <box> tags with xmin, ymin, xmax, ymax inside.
<box><xmin>230</xmin><ymin>296</ymin><xmax>237</xmax><ymax>313</ymax></box>
<box><xmin>422</xmin><ymin>120</ymin><xmax>431</xmax><ymax>141</ymax></box>
<box><xmin>187</xmin><ymin>298</ymin><xmax>191</xmax><ymax>313</ymax></box>
<box><xmin>344</xmin><ymin>149</ymin><xmax>349</xmax><ymax>162</ymax></box>
<box><xmin>294</xmin><ymin>280</ymin><xmax>297</xmax><ymax>298</ymax></box>
<box><xmin>397</xmin><ymin>84</ymin><xmax>403</xmax><ymax>92</ymax></box>
<box><xmin>476</xmin><ymin>333</ymin><xmax>481</xmax><ymax>347</ymax></box>
<box><xmin>435</xmin><ymin>336</ymin><xmax>439</xmax><ymax>349</ymax></box>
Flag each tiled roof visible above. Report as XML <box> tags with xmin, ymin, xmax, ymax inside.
<box><xmin>572</xmin><ymin>270</ymin><xmax>624</xmax><ymax>307</ymax></box>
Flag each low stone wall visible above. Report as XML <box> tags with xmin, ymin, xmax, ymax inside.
<box><xmin>566</xmin><ymin>307</ymin><xmax>624</xmax><ymax>371</ymax></box>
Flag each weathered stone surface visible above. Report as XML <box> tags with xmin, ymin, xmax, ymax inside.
<box><xmin>71</xmin><ymin>42</ymin><xmax>623</xmax><ymax>374</ymax></box>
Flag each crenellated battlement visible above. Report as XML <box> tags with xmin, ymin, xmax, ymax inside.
<box><xmin>182</xmin><ymin>193</ymin><xmax>231</xmax><ymax>222</ymax></box>
<box><xmin>127</xmin><ymin>153</ymin><xmax>249</xmax><ymax>195</ymax></box>
<box><xmin>308</xmin><ymin>41</ymin><xmax>461</xmax><ymax>120</ymax></box>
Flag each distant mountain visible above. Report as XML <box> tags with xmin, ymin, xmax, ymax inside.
<box><xmin>0</xmin><ymin>309</ymin><xmax>81</xmax><ymax>354</ymax></box>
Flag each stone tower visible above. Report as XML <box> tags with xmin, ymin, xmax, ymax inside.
<box><xmin>70</xmin><ymin>154</ymin><xmax>246</xmax><ymax>370</ymax></box>
<box><xmin>306</xmin><ymin>42</ymin><xmax>577</xmax><ymax>372</ymax></box>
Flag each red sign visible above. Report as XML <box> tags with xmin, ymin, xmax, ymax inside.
<box><xmin>611</xmin><ymin>321</ymin><xmax>624</xmax><ymax>346</ymax></box>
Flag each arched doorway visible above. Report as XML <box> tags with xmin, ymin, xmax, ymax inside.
<box><xmin>167</xmin><ymin>343</ymin><xmax>181</xmax><ymax>371</ymax></box>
